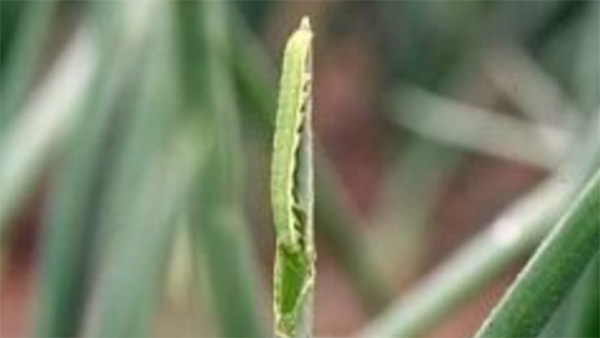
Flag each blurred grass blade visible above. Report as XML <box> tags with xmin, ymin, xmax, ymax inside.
<box><xmin>474</xmin><ymin>168</ymin><xmax>600</xmax><ymax>338</ymax></box>
<box><xmin>35</xmin><ymin>42</ymin><xmax>123</xmax><ymax>337</ymax></box>
<box><xmin>485</xmin><ymin>45</ymin><xmax>581</xmax><ymax>130</ymax></box>
<box><xmin>367</xmin><ymin>141</ymin><xmax>461</xmax><ymax>289</ymax></box>
<box><xmin>87</xmin><ymin>5</ymin><xmax>184</xmax><ymax>335</ymax></box>
<box><xmin>34</xmin><ymin>2</ymin><xmax>158</xmax><ymax>336</ymax></box>
<box><xmin>0</xmin><ymin>27</ymin><xmax>96</xmax><ymax>235</ymax></box>
<box><xmin>0</xmin><ymin>0</ymin><xmax>57</xmax><ymax>131</ymax></box>
<box><xmin>573</xmin><ymin>1</ymin><xmax>600</xmax><ymax>113</ymax></box>
<box><xmin>230</xmin><ymin>15</ymin><xmax>277</xmax><ymax>131</ymax></box>
<box><xmin>174</xmin><ymin>1</ymin><xmax>266</xmax><ymax>336</ymax></box>
<box><xmin>390</xmin><ymin>86</ymin><xmax>569</xmax><ymax>168</ymax></box>
<box><xmin>91</xmin><ymin>131</ymin><xmax>204</xmax><ymax>337</ymax></box>
<box><xmin>189</xmin><ymin>189</ymin><xmax>266</xmax><ymax>337</ymax></box>
<box><xmin>356</xmin><ymin>124</ymin><xmax>599</xmax><ymax>338</ymax></box>
<box><xmin>315</xmin><ymin>155</ymin><xmax>393</xmax><ymax>312</ymax></box>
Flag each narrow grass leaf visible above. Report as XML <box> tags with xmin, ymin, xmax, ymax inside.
<box><xmin>34</xmin><ymin>2</ymin><xmax>157</xmax><ymax>336</ymax></box>
<box><xmin>91</xmin><ymin>130</ymin><xmax>204</xmax><ymax>337</ymax></box>
<box><xmin>174</xmin><ymin>1</ymin><xmax>266</xmax><ymax>336</ymax></box>
<box><xmin>87</xmin><ymin>6</ymin><xmax>184</xmax><ymax>335</ymax></box>
<box><xmin>475</xmin><ymin>167</ymin><xmax>600</xmax><ymax>338</ymax></box>
<box><xmin>0</xmin><ymin>27</ymin><xmax>95</xmax><ymax>235</ymax></box>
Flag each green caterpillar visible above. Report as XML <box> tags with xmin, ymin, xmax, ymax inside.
<box><xmin>271</xmin><ymin>17</ymin><xmax>315</xmax><ymax>338</ymax></box>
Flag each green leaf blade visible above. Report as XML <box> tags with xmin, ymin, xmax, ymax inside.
<box><xmin>475</xmin><ymin>168</ymin><xmax>600</xmax><ymax>338</ymax></box>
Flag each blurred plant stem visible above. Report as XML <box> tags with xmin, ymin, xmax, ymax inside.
<box><xmin>174</xmin><ymin>1</ymin><xmax>266</xmax><ymax>336</ymax></box>
<box><xmin>475</xmin><ymin>166</ymin><xmax>600</xmax><ymax>337</ymax></box>
<box><xmin>357</xmin><ymin>119</ymin><xmax>599</xmax><ymax>338</ymax></box>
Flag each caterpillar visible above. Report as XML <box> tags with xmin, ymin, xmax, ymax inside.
<box><xmin>271</xmin><ymin>16</ymin><xmax>316</xmax><ymax>338</ymax></box>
